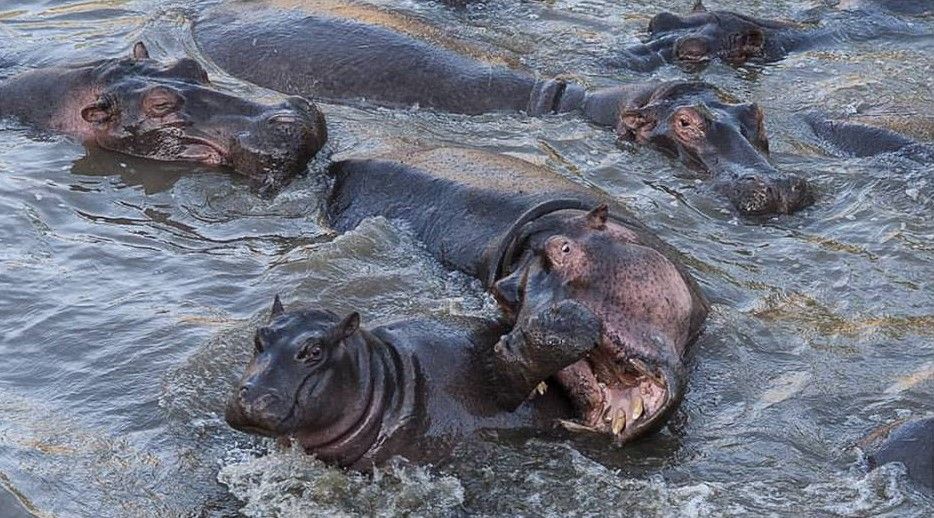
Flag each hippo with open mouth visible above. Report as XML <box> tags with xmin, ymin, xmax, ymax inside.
<box><xmin>226</xmin><ymin>297</ymin><xmax>601</xmax><ymax>469</ymax></box>
<box><xmin>583</xmin><ymin>81</ymin><xmax>813</xmax><ymax>216</ymax></box>
<box><xmin>325</xmin><ymin>147</ymin><xmax>710</xmax><ymax>443</ymax></box>
<box><xmin>616</xmin><ymin>0</ymin><xmax>925</xmax><ymax>73</ymax></box>
<box><xmin>0</xmin><ymin>42</ymin><xmax>327</xmax><ymax>194</ymax></box>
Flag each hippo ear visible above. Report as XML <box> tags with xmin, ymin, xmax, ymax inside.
<box><xmin>618</xmin><ymin>107</ymin><xmax>657</xmax><ymax>142</ymax></box>
<box><xmin>336</xmin><ymin>312</ymin><xmax>360</xmax><ymax>341</ymax></box>
<box><xmin>586</xmin><ymin>204</ymin><xmax>608</xmax><ymax>230</ymax></box>
<box><xmin>270</xmin><ymin>294</ymin><xmax>285</xmax><ymax>319</ymax></box>
<box><xmin>80</xmin><ymin>99</ymin><xmax>113</xmax><ymax>125</ymax></box>
<box><xmin>132</xmin><ymin>42</ymin><xmax>150</xmax><ymax>60</ymax></box>
<box><xmin>691</xmin><ymin>0</ymin><xmax>707</xmax><ymax>13</ymax></box>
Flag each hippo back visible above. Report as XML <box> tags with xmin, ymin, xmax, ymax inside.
<box><xmin>326</xmin><ymin>147</ymin><xmax>683</xmax><ymax>284</ymax></box>
<box><xmin>195</xmin><ymin>10</ymin><xmax>541</xmax><ymax>115</ymax></box>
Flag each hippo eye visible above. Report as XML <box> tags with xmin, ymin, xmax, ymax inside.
<box><xmin>296</xmin><ymin>344</ymin><xmax>323</xmax><ymax>363</ymax></box>
<box><xmin>253</xmin><ymin>335</ymin><xmax>264</xmax><ymax>353</ymax></box>
<box><xmin>561</xmin><ymin>243</ymin><xmax>571</xmax><ymax>254</ymax></box>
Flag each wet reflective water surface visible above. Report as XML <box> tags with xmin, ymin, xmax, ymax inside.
<box><xmin>1</xmin><ymin>0</ymin><xmax>932</xmax><ymax>516</ymax></box>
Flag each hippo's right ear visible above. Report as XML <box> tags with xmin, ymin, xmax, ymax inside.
<box><xmin>691</xmin><ymin>1</ymin><xmax>707</xmax><ymax>13</ymax></box>
<box><xmin>270</xmin><ymin>295</ymin><xmax>285</xmax><ymax>319</ymax></box>
<box><xmin>335</xmin><ymin>312</ymin><xmax>360</xmax><ymax>341</ymax></box>
<box><xmin>132</xmin><ymin>42</ymin><xmax>150</xmax><ymax>60</ymax></box>
<box><xmin>586</xmin><ymin>204</ymin><xmax>609</xmax><ymax>230</ymax></box>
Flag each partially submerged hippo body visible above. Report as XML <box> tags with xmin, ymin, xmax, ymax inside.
<box><xmin>583</xmin><ymin>81</ymin><xmax>813</xmax><ymax>215</ymax></box>
<box><xmin>0</xmin><ymin>43</ymin><xmax>327</xmax><ymax>193</ymax></box>
<box><xmin>226</xmin><ymin>298</ymin><xmax>594</xmax><ymax>469</ymax></box>
<box><xmin>803</xmin><ymin>114</ymin><xmax>934</xmax><ymax>161</ymax></box>
<box><xmin>326</xmin><ymin>147</ymin><xmax>710</xmax><ymax>443</ymax></box>
<box><xmin>617</xmin><ymin>0</ymin><xmax>924</xmax><ymax>72</ymax></box>
<box><xmin>194</xmin><ymin>8</ymin><xmax>583</xmax><ymax>115</ymax></box>
<box><xmin>865</xmin><ymin>417</ymin><xmax>934</xmax><ymax>492</ymax></box>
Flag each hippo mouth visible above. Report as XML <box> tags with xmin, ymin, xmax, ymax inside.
<box><xmin>177</xmin><ymin>135</ymin><xmax>228</xmax><ymax>166</ymax></box>
<box><xmin>549</xmin><ymin>345</ymin><xmax>678</xmax><ymax>443</ymax></box>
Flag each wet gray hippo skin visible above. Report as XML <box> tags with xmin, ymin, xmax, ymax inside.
<box><xmin>194</xmin><ymin>9</ymin><xmax>584</xmax><ymax>116</ymax></box>
<box><xmin>803</xmin><ymin>113</ymin><xmax>934</xmax><ymax>161</ymax></box>
<box><xmin>226</xmin><ymin>297</ymin><xmax>588</xmax><ymax>469</ymax></box>
<box><xmin>582</xmin><ymin>81</ymin><xmax>813</xmax><ymax>216</ymax></box>
<box><xmin>616</xmin><ymin>0</ymin><xmax>925</xmax><ymax>72</ymax></box>
<box><xmin>866</xmin><ymin>417</ymin><xmax>934</xmax><ymax>492</ymax></box>
<box><xmin>326</xmin><ymin>147</ymin><xmax>709</xmax><ymax>443</ymax></box>
<box><xmin>0</xmin><ymin>43</ymin><xmax>327</xmax><ymax>193</ymax></box>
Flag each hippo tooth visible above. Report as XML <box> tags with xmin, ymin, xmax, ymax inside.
<box><xmin>611</xmin><ymin>411</ymin><xmax>627</xmax><ymax>435</ymax></box>
<box><xmin>535</xmin><ymin>381</ymin><xmax>548</xmax><ymax>396</ymax></box>
<box><xmin>630</xmin><ymin>395</ymin><xmax>644</xmax><ymax>422</ymax></box>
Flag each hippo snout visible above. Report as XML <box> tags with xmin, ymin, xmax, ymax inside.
<box><xmin>725</xmin><ymin>172</ymin><xmax>813</xmax><ymax>216</ymax></box>
<box><xmin>228</xmin><ymin>98</ymin><xmax>327</xmax><ymax>194</ymax></box>
<box><xmin>225</xmin><ymin>383</ymin><xmax>289</xmax><ymax>436</ymax></box>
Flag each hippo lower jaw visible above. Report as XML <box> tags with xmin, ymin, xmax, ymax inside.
<box><xmin>550</xmin><ymin>347</ymin><xmax>681</xmax><ymax>444</ymax></box>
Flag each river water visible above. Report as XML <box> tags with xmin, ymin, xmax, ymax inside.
<box><xmin>0</xmin><ymin>0</ymin><xmax>931</xmax><ymax>516</ymax></box>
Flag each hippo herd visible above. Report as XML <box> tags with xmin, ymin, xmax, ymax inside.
<box><xmin>1</xmin><ymin>0</ymin><xmax>931</xmax><ymax>491</ymax></box>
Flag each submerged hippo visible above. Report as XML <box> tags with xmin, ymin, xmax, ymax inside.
<box><xmin>616</xmin><ymin>0</ymin><xmax>924</xmax><ymax>72</ymax></box>
<box><xmin>803</xmin><ymin>113</ymin><xmax>934</xmax><ymax>161</ymax></box>
<box><xmin>582</xmin><ymin>81</ymin><xmax>813</xmax><ymax>215</ymax></box>
<box><xmin>864</xmin><ymin>417</ymin><xmax>934</xmax><ymax>492</ymax></box>
<box><xmin>326</xmin><ymin>147</ymin><xmax>710</xmax><ymax>443</ymax></box>
<box><xmin>226</xmin><ymin>297</ymin><xmax>600</xmax><ymax>469</ymax></box>
<box><xmin>0</xmin><ymin>42</ymin><xmax>327</xmax><ymax>193</ymax></box>
<box><xmin>194</xmin><ymin>8</ymin><xmax>584</xmax><ymax>116</ymax></box>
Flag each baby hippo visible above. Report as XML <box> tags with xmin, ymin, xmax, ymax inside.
<box><xmin>226</xmin><ymin>296</ymin><xmax>602</xmax><ymax>469</ymax></box>
<box><xmin>0</xmin><ymin>42</ymin><xmax>327</xmax><ymax>194</ymax></box>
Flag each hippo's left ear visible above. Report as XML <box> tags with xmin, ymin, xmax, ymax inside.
<box><xmin>335</xmin><ymin>312</ymin><xmax>360</xmax><ymax>341</ymax></box>
<box><xmin>270</xmin><ymin>295</ymin><xmax>285</xmax><ymax>319</ymax></box>
<box><xmin>586</xmin><ymin>204</ymin><xmax>608</xmax><ymax>230</ymax></box>
<box><xmin>691</xmin><ymin>0</ymin><xmax>707</xmax><ymax>13</ymax></box>
<box><xmin>132</xmin><ymin>42</ymin><xmax>150</xmax><ymax>60</ymax></box>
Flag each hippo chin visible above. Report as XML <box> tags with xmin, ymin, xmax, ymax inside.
<box><xmin>583</xmin><ymin>81</ymin><xmax>813</xmax><ymax>216</ymax></box>
<box><xmin>326</xmin><ymin>147</ymin><xmax>709</xmax><ymax>443</ymax></box>
<box><xmin>226</xmin><ymin>296</ymin><xmax>596</xmax><ymax>469</ymax></box>
<box><xmin>194</xmin><ymin>8</ymin><xmax>584</xmax><ymax>115</ymax></box>
<box><xmin>0</xmin><ymin>42</ymin><xmax>327</xmax><ymax>194</ymax></box>
<box><xmin>617</xmin><ymin>0</ymin><xmax>924</xmax><ymax>72</ymax></box>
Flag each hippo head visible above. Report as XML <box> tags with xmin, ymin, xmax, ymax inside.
<box><xmin>645</xmin><ymin>1</ymin><xmax>787</xmax><ymax>70</ymax></box>
<box><xmin>225</xmin><ymin>296</ymin><xmax>363</xmax><ymax>439</ymax></box>
<box><xmin>79</xmin><ymin>43</ymin><xmax>327</xmax><ymax>194</ymax></box>
<box><xmin>618</xmin><ymin>82</ymin><xmax>812</xmax><ymax>215</ymax></box>
<box><xmin>492</xmin><ymin>205</ymin><xmax>704</xmax><ymax>443</ymax></box>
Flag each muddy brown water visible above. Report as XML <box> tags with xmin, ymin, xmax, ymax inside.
<box><xmin>0</xmin><ymin>0</ymin><xmax>932</xmax><ymax>516</ymax></box>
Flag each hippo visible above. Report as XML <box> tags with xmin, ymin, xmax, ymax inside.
<box><xmin>616</xmin><ymin>1</ymin><xmax>924</xmax><ymax>72</ymax></box>
<box><xmin>864</xmin><ymin>417</ymin><xmax>934</xmax><ymax>492</ymax></box>
<box><xmin>0</xmin><ymin>42</ymin><xmax>327</xmax><ymax>194</ymax></box>
<box><xmin>582</xmin><ymin>81</ymin><xmax>813</xmax><ymax>215</ymax></box>
<box><xmin>194</xmin><ymin>8</ymin><xmax>584</xmax><ymax>116</ymax></box>
<box><xmin>325</xmin><ymin>147</ymin><xmax>710</xmax><ymax>443</ymax></box>
<box><xmin>226</xmin><ymin>296</ymin><xmax>601</xmax><ymax>469</ymax></box>
<box><xmin>803</xmin><ymin>113</ymin><xmax>934</xmax><ymax>161</ymax></box>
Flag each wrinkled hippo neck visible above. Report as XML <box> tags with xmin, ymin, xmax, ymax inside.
<box><xmin>297</xmin><ymin>332</ymin><xmax>420</xmax><ymax>468</ymax></box>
